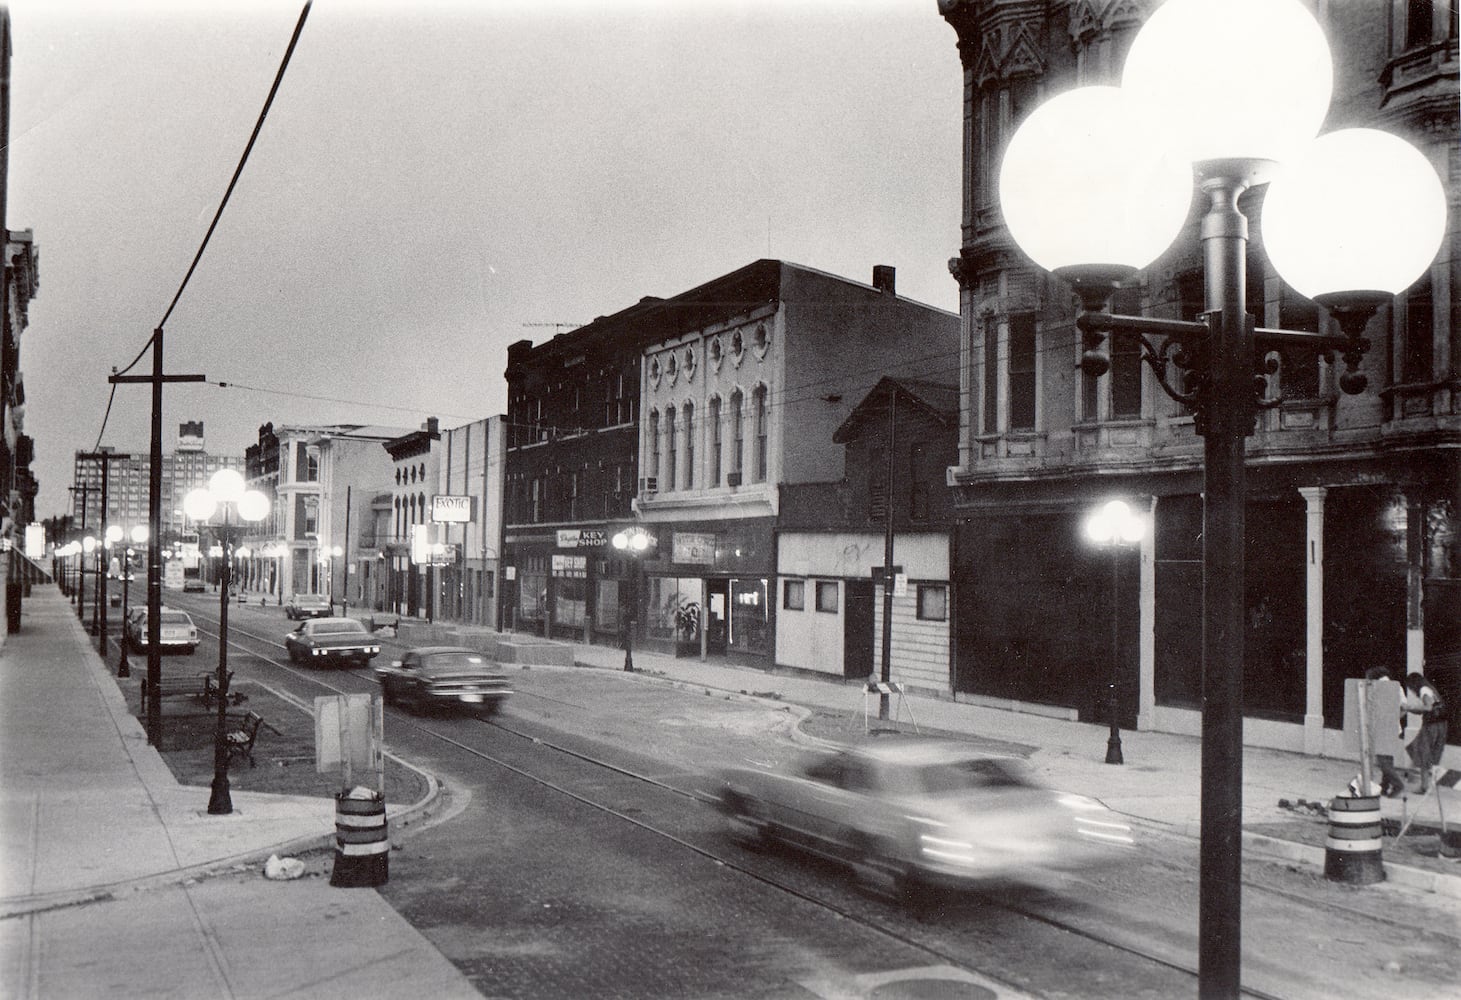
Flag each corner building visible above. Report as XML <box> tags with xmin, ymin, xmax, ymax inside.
<box><xmin>504</xmin><ymin>259</ymin><xmax>959</xmax><ymax>665</ymax></box>
<box><xmin>937</xmin><ymin>1</ymin><xmax>1458</xmax><ymax>759</ymax></box>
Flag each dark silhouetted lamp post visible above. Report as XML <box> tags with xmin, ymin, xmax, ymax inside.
<box><xmin>117</xmin><ymin>525</ymin><xmax>147</xmax><ymax>678</ymax></box>
<box><xmin>79</xmin><ymin>535</ymin><xmax>96</xmax><ymax>629</ymax></box>
<box><xmin>1085</xmin><ymin>499</ymin><xmax>1145</xmax><ymax>766</ymax></box>
<box><xmin>186</xmin><ymin>469</ymin><xmax>269</xmax><ymax>816</ymax></box>
<box><xmin>612</xmin><ymin>527</ymin><xmax>650</xmax><ymax>672</ymax></box>
<box><xmin>997</xmin><ymin>1</ymin><xmax>1445</xmax><ymax>993</ymax></box>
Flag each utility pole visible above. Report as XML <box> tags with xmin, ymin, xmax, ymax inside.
<box><xmin>341</xmin><ymin>485</ymin><xmax>351</xmax><ymax>616</ymax></box>
<box><xmin>110</xmin><ymin>332</ymin><xmax>204</xmax><ymax>745</ymax></box>
<box><xmin>77</xmin><ymin>451</ymin><xmax>130</xmax><ymax>652</ymax></box>
<box><xmin>879</xmin><ymin>385</ymin><xmax>897</xmax><ymax>720</ymax></box>
<box><xmin>66</xmin><ymin>483</ymin><xmax>88</xmax><ymax>610</ymax></box>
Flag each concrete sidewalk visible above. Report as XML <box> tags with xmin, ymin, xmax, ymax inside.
<box><xmin>561</xmin><ymin>639</ymin><xmax>1461</xmax><ymax>899</ymax></box>
<box><xmin>0</xmin><ymin>586</ymin><xmax>477</xmax><ymax>999</ymax></box>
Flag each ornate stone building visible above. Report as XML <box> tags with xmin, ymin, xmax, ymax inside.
<box><xmin>938</xmin><ymin>0</ymin><xmax>1458</xmax><ymax>757</ymax></box>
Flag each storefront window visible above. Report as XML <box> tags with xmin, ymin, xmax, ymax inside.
<box><xmin>596</xmin><ymin>578</ymin><xmax>620</xmax><ymax>631</ymax></box>
<box><xmin>552</xmin><ymin>554</ymin><xmax>587</xmax><ymax>628</ymax></box>
<box><xmin>648</xmin><ymin>576</ymin><xmax>701</xmax><ymax>642</ymax></box>
<box><xmin>555</xmin><ymin>576</ymin><xmax>586</xmax><ymax>628</ymax></box>
<box><xmin>730</xmin><ymin>578</ymin><xmax>768</xmax><ymax>654</ymax></box>
<box><xmin>520</xmin><ymin>573</ymin><xmax>546</xmax><ymax>621</ymax></box>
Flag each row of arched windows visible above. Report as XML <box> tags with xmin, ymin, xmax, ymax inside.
<box><xmin>394</xmin><ymin>492</ymin><xmax>427</xmax><ymax>539</ymax></box>
<box><xmin>646</xmin><ymin>385</ymin><xmax>768</xmax><ymax>492</ymax></box>
<box><xmin>395</xmin><ymin>463</ymin><xmax>427</xmax><ymax>486</ymax></box>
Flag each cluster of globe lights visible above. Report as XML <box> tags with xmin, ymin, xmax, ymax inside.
<box><xmin>183</xmin><ymin>468</ymin><xmax>270</xmax><ymax>527</ymax></box>
<box><xmin>997</xmin><ymin>0</ymin><xmax>1446</xmax><ymax>312</ymax></box>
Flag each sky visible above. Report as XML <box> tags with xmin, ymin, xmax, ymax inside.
<box><xmin>8</xmin><ymin>0</ymin><xmax>964</xmax><ymax>519</ymax></box>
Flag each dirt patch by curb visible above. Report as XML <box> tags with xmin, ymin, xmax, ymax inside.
<box><xmin>116</xmin><ymin>673</ymin><xmax>427</xmax><ymax>804</ymax></box>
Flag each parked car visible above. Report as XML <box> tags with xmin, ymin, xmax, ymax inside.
<box><xmin>182</xmin><ymin>578</ymin><xmax>206</xmax><ymax>593</ymax></box>
<box><xmin>284</xmin><ymin>617</ymin><xmax>380</xmax><ymax>667</ymax></box>
<box><xmin>129</xmin><ymin>608</ymin><xmax>199</xmax><ymax>654</ymax></box>
<box><xmin>284</xmin><ymin>593</ymin><xmax>331</xmax><ymax>620</ymax></box>
<box><xmin>124</xmin><ymin>606</ymin><xmax>148</xmax><ymax>648</ymax></box>
<box><xmin>714</xmin><ymin>737</ymin><xmax>1135</xmax><ymax>898</ymax></box>
<box><xmin>374</xmin><ymin>646</ymin><xmax>511</xmax><ymax>716</ymax></box>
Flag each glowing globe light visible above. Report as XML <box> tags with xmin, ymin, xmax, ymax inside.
<box><xmin>999</xmin><ymin>86</ymin><xmax>1192</xmax><ymax>275</ymax></box>
<box><xmin>1085</xmin><ymin>500</ymin><xmax>1145</xmax><ymax>546</ymax></box>
<box><xmin>1123</xmin><ymin>0</ymin><xmax>1332</xmax><ymax>167</ymax></box>
<box><xmin>237</xmin><ymin>490</ymin><xmax>270</xmax><ymax>523</ymax></box>
<box><xmin>1263</xmin><ymin>128</ymin><xmax>1447</xmax><ymax>301</ymax></box>
<box><xmin>183</xmin><ymin>487</ymin><xmax>217</xmax><ymax>522</ymax></box>
<box><xmin>208</xmin><ymin>468</ymin><xmax>246</xmax><ymax>504</ymax></box>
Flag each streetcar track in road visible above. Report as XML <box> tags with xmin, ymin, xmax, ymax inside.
<box><xmin>187</xmin><ymin>606</ymin><xmax>1298</xmax><ymax>998</ymax></box>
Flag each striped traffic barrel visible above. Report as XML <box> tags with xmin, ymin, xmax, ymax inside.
<box><xmin>1324</xmin><ymin>794</ymin><xmax>1384</xmax><ymax>885</ymax></box>
<box><xmin>330</xmin><ymin>791</ymin><xmax>389</xmax><ymax>887</ymax></box>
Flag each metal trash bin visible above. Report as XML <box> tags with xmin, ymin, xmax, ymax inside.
<box><xmin>1324</xmin><ymin>794</ymin><xmax>1385</xmax><ymax>884</ymax></box>
<box><xmin>330</xmin><ymin>790</ymin><xmax>389</xmax><ymax>887</ymax></box>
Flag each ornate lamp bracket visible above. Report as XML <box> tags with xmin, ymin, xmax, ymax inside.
<box><xmin>1078</xmin><ymin>304</ymin><xmax>1377</xmax><ymax>436</ymax></box>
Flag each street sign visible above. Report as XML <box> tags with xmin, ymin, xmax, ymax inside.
<box><xmin>431</xmin><ymin>494</ymin><xmax>474</xmax><ymax>523</ymax></box>
<box><xmin>673</xmin><ymin>531</ymin><xmax>715</xmax><ymax>565</ymax></box>
<box><xmin>556</xmin><ymin>529</ymin><xmax>607</xmax><ymax>549</ymax></box>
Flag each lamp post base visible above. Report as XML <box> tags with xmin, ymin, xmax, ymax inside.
<box><xmin>208</xmin><ymin>771</ymin><xmax>233</xmax><ymax>815</ymax></box>
<box><xmin>1105</xmin><ymin>728</ymin><xmax>1124</xmax><ymax>765</ymax></box>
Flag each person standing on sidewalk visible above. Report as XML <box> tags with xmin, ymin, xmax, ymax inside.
<box><xmin>1401</xmin><ymin>672</ymin><xmax>1447</xmax><ymax>792</ymax></box>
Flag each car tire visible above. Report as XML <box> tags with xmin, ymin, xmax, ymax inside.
<box><xmin>723</xmin><ymin>792</ymin><xmax>772</xmax><ymax>850</ymax></box>
<box><xmin>850</xmin><ymin>834</ymin><xmax>916</xmax><ymax>904</ymax></box>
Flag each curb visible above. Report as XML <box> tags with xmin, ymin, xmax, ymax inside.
<box><xmin>3</xmin><ymin>619</ymin><xmax>450</xmax><ymax>913</ymax></box>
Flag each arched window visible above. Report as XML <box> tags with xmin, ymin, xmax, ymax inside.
<box><xmin>709</xmin><ymin>396</ymin><xmax>722</xmax><ymax>486</ymax></box>
<box><xmin>730</xmin><ymin>389</ymin><xmax>744</xmax><ymax>478</ymax></box>
<box><xmin>683</xmin><ymin>401</ymin><xmax>695</xmax><ymax>490</ymax></box>
<box><xmin>665</xmin><ymin>406</ymin><xmax>677</xmax><ymax>491</ymax></box>
<box><xmin>648</xmin><ymin>409</ymin><xmax>660</xmax><ymax>487</ymax></box>
<box><xmin>753</xmin><ymin>384</ymin><xmax>768</xmax><ymax>482</ymax></box>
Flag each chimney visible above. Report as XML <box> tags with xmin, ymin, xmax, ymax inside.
<box><xmin>873</xmin><ymin>265</ymin><xmax>896</xmax><ymax>296</ymax></box>
<box><xmin>426</xmin><ymin>417</ymin><xmax>439</xmax><ymax>435</ymax></box>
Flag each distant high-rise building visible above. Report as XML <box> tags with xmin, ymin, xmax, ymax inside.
<box><xmin>71</xmin><ymin>422</ymin><xmax>244</xmax><ymax>539</ymax></box>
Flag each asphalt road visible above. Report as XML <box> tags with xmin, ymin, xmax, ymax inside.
<box><xmin>158</xmin><ymin>591</ymin><xmax>1461</xmax><ymax>1000</ymax></box>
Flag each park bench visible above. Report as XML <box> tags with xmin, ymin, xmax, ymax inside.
<box><xmin>140</xmin><ymin>673</ymin><xmax>211</xmax><ymax>706</ymax></box>
<box><xmin>225</xmin><ymin>711</ymin><xmax>265</xmax><ymax>769</ymax></box>
<box><xmin>201</xmin><ymin>671</ymin><xmax>246</xmax><ymax>710</ymax></box>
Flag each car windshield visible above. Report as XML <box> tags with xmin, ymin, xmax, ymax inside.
<box><xmin>421</xmin><ymin>651</ymin><xmax>488</xmax><ymax>673</ymax></box>
<box><xmin>295</xmin><ymin>595</ymin><xmax>325</xmax><ymax>603</ymax></box>
<box><xmin>311</xmin><ymin>620</ymin><xmax>366</xmax><ymax>635</ymax></box>
<box><xmin>903</xmin><ymin>757</ymin><xmax>1035</xmax><ymax>795</ymax></box>
<box><xmin>158</xmin><ymin>612</ymin><xmax>191</xmax><ymax>625</ymax></box>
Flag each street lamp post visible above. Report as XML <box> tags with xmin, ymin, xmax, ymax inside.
<box><xmin>998</xmin><ymin>2</ymin><xmax>1446</xmax><ymax>994</ymax></box>
<box><xmin>102</xmin><ymin>525</ymin><xmax>122</xmax><ymax>656</ymax></box>
<box><xmin>117</xmin><ymin>526</ymin><xmax>148</xmax><ymax>679</ymax></box>
<box><xmin>79</xmin><ymin>535</ymin><xmax>95</xmax><ymax>630</ymax></box>
<box><xmin>185</xmin><ymin>469</ymin><xmax>269</xmax><ymax>816</ymax></box>
<box><xmin>1085</xmin><ymin>500</ymin><xmax>1146</xmax><ymax>766</ymax></box>
<box><xmin>612</xmin><ymin>527</ymin><xmax>650</xmax><ymax>672</ymax></box>
<box><xmin>324</xmin><ymin>545</ymin><xmax>343</xmax><ymax>613</ymax></box>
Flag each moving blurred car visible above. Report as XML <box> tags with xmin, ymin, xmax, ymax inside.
<box><xmin>374</xmin><ymin>646</ymin><xmax>511</xmax><ymax>716</ymax></box>
<box><xmin>285</xmin><ymin>593</ymin><xmax>332</xmax><ymax>620</ymax></box>
<box><xmin>128</xmin><ymin>607</ymin><xmax>200</xmax><ymax>654</ymax></box>
<box><xmin>182</xmin><ymin>578</ymin><xmax>206</xmax><ymax>593</ymax></box>
<box><xmin>714</xmin><ymin>737</ymin><xmax>1134</xmax><ymax>897</ymax></box>
<box><xmin>284</xmin><ymin>617</ymin><xmax>380</xmax><ymax>667</ymax></box>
